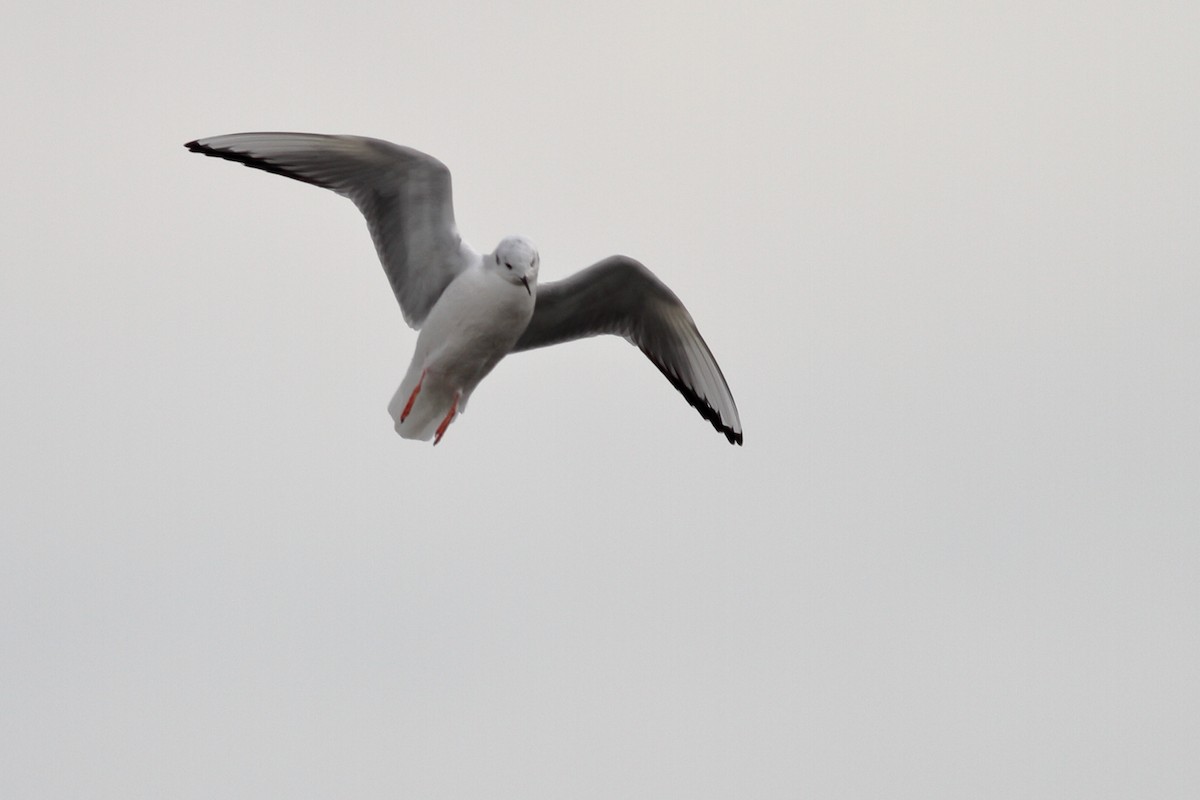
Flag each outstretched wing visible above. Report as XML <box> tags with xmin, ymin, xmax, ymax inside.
<box><xmin>513</xmin><ymin>256</ymin><xmax>742</xmax><ymax>445</ymax></box>
<box><xmin>186</xmin><ymin>132</ymin><xmax>474</xmax><ymax>328</ymax></box>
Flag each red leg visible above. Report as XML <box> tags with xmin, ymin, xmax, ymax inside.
<box><xmin>399</xmin><ymin>369</ymin><xmax>425</xmax><ymax>423</ymax></box>
<box><xmin>433</xmin><ymin>391</ymin><xmax>460</xmax><ymax>445</ymax></box>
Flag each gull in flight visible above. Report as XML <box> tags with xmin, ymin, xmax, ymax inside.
<box><xmin>186</xmin><ymin>133</ymin><xmax>742</xmax><ymax>445</ymax></box>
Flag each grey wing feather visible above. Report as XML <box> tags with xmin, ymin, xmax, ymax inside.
<box><xmin>513</xmin><ymin>256</ymin><xmax>743</xmax><ymax>445</ymax></box>
<box><xmin>185</xmin><ymin>132</ymin><xmax>473</xmax><ymax>328</ymax></box>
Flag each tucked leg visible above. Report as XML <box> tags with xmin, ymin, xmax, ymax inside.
<box><xmin>399</xmin><ymin>369</ymin><xmax>425</xmax><ymax>423</ymax></box>
<box><xmin>433</xmin><ymin>391</ymin><xmax>461</xmax><ymax>446</ymax></box>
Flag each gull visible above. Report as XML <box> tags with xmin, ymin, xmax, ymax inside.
<box><xmin>186</xmin><ymin>133</ymin><xmax>743</xmax><ymax>445</ymax></box>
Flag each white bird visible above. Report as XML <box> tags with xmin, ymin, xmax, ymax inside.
<box><xmin>186</xmin><ymin>133</ymin><xmax>742</xmax><ymax>445</ymax></box>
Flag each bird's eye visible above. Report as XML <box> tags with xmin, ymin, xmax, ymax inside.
<box><xmin>505</xmin><ymin>262</ymin><xmax>513</xmax><ymax>270</ymax></box>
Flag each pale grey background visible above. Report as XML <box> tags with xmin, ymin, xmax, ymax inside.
<box><xmin>2</xmin><ymin>1</ymin><xmax>1197</xmax><ymax>798</ymax></box>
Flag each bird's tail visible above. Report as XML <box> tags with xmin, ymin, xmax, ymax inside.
<box><xmin>389</xmin><ymin>370</ymin><xmax>468</xmax><ymax>442</ymax></box>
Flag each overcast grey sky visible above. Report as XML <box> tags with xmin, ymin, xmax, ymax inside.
<box><xmin>2</xmin><ymin>1</ymin><xmax>1198</xmax><ymax>798</ymax></box>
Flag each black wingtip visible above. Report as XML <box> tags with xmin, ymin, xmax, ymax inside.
<box><xmin>642</xmin><ymin>347</ymin><xmax>742</xmax><ymax>446</ymax></box>
<box><xmin>183</xmin><ymin>137</ymin><xmax>330</xmax><ymax>189</ymax></box>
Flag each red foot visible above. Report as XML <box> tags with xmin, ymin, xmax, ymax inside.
<box><xmin>433</xmin><ymin>391</ymin><xmax>460</xmax><ymax>446</ymax></box>
<box><xmin>399</xmin><ymin>369</ymin><xmax>425</xmax><ymax>423</ymax></box>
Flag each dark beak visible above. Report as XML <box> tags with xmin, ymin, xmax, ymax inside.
<box><xmin>521</xmin><ymin>275</ymin><xmax>531</xmax><ymax>296</ymax></box>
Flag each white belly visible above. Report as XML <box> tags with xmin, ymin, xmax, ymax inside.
<box><xmin>388</xmin><ymin>265</ymin><xmax>535</xmax><ymax>441</ymax></box>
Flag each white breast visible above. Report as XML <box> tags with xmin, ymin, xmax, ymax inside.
<box><xmin>418</xmin><ymin>262</ymin><xmax>535</xmax><ymax>380</ymax></box>
<box><xmin>387</xmin><ymin>261</ymin><xmax>535</xmax><ymax>440</ymax></box>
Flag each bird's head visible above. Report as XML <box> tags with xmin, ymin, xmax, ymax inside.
<box><xmin>491</xmin><ymin>235</ymin><xmax>539</xmax><ymax>295</ymax></box>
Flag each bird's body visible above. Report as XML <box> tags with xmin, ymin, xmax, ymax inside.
<box><xmin>186</xmin><ymin>132</ymin><xmax>743</xmax><ymax>445</ymax></box>
<box><xmin>388</xmin><ymin>246</ymin><xmax>536</xmax><ymax>441</ymax></box>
